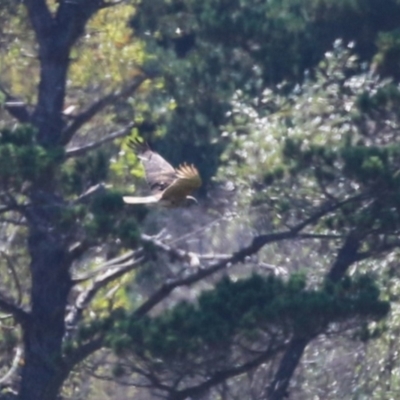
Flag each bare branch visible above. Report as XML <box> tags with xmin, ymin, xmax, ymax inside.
<box><xmin>65</xmin><ymin>123</ymin><xmax>135</xmax><ymax>158</ymax></box>
<box><xmin>296</xmin><ymin>233</ymin><xmax>343</xmax><ymax>240</ymax></box>
<box><xmin>134</xmin><ymin>232</ymin><xmax>297</xmax><ymax>318</ymax></box>
<box><xmin>62</xmin><ymin>75</ymin><xmax>148</xmax><ymax>144</ymax></box>
<box><xmin>0</xmin><ymin>346</ymin><xmax>23</xmax><ymax>385</ymax></box>
<box><xmin>64</xmin><ymin>337</ymin><xmax>104</xmax><ymax>370</ymax></box>
<box><xmin>0</xmin><ymin>292</ymin><xmax>29</xmax><ymax>324</ymax></box>
<box><xmin>141</xmin><ymin>234</ymin><xmax>203</xmax><ymax>267</ymax></box>
<box><xmin>135</xmin><ymin>196</ymin><xmax>363</xmax><ymax>318</ymax></box>
<box><xmin>71</xmin><ymin>249</ymin><xmax>138</xmax><ymax>283</ymax></box>
<box><xmin>67</xmin><ymin>241</ymin><xmax>91</xmax><ymax>263</ymax></box>
<box><xmin>65</xmin><ymin>254</ymin><xmax>144</xmax><ymax>331</ymax></box>
<box><xmin>0</xmin><ymin>83</ymin><xmax>31</xmax><ymax>123</ymax></box>
<box><xmin>168</xmin><ymin>214</ymin><xmax>228</xmax><ymax>246</ymax></box>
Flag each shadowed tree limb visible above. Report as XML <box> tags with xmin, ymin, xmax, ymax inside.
<box><xmin>170</xmin><ymin>343</ymin><xmax>287</xmax><ymax>400</ymax></box>
<box><xmin>0</xmin><ymin>293</ymin><xmax>29</xmax><ymax>325</ymax></box>
<box><xmin>134</xmin><ymin>198</ymin><xmax>349</xmax><ymax>318</ymax></box>
<box><xmin>63</xmin><ymin>196</ymin><xmax>366</xmax><ymax>385</ymax></box>
<box><xmin>65</xmin><ymin>123</ymin><xmax>135</xmax><ymax>157</ymax></box>
<box><xmin>61</xmin><ymin>75</ymin><xmax>148</xmax><ymax>144</ymax></box>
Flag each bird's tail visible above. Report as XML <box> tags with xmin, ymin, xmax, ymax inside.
<box><xmin>123</xmin><ymin>195</ymin><xmax>158</xmax><ymax>205</ymax></box>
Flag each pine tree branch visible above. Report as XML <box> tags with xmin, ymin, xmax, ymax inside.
<box><xmin>61</xmin><ymin>75</ymin><xmax>148</xmax><ymax>144</ymax></box>
<box><xmin>135</xmin><ymin>232</ymin><xmax>307</xmax><ymax>318</ymax></box>
<box><xmin>64</xmin><ymin>195</ymin><xmax>366</xmax><ymax>377</ymax></box>
<box><xmin>65</xmin><ymin>123</ymin><xmax>135</xmax><ymax>158</ymax></box>
<box><xmin>134</xmin><ymin>196</ymin><xmax>364</xmax><ymax>318</ymax></box>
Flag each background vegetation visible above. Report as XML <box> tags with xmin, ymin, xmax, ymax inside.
<box><xmin>1</xmin><ymin>1</ymin><xmax>400</xmax><ymax>399</ymax></box>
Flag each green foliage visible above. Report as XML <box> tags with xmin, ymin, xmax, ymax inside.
<box><xmin>60</xmin><ymin>150</ymin><xmax>109</xmax><ymax>196</ymax></box>
<box><xmin>0</xmin><ymin>125</ymin><xmax>64</xmax><ymax>189</ymax></box>
<box><xmin>219</xmin><ymin>44</ymin><xmax>400</xmax><ymax>237</ymax></box>
<box><xmin>5</xmin><ymin>1</ymin><xmax>400</xmax><ymax>398</ymax></box>
<box><xmin>105</xmin><ymin>273</ymin><xmax>388</xmax><ymax>364</ymax></box>
<box><xmin>129</xmin><ymin>0</ymin><xmax>400</xmax><ymax>190</ymax></box>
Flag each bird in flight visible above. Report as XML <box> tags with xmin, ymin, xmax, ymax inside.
<box><xmin>123</xmin><ymin>138</ymin><xmax>202</xmax><ymax>207</ymax></box>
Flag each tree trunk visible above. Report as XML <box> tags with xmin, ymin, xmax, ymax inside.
<box><xmin>16</xmin><ymin>3</ymin><xmax>103</xmax><ymax>398</ymax></box>
<box><xmin>33</xmin><ymin>44</ymin><xmax>69</xmax><ymax>146</ymax></box>
<box><xmin>19</xmin><ymin>197</ymin><xmax>72</xmax><ymax>400</ymax></box>
<box><xmin>266</xmin><ymin>338</ymin><xmax>308</xmax><ymax>400</ymax></box>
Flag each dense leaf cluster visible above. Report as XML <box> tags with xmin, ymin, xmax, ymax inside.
<box><xmin>0</xmin><ymin>126</ymin><xmax>64</xmax><ymax>189</ymax></box>
<box><xmin>130</xmin><ymin>0</ymin><xmax>400</xmax><ymax>189</ymax></box>
<box><xmin>105</xmin><ymin>273</ymin><xmax>388</xmax><ymax>365</ymax></box>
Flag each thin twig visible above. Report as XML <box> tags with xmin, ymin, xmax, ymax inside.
<box><xmin>66</xmin><ymin>123</ymin><xmax>135</xmax><ymax>158</ymax></box>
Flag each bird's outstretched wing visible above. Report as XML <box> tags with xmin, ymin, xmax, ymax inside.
<box><xmin>160</xmin><ymin>163</ymin><xmax>202</xmax><ymax>202</ymax></box>
<box><xmin>122</xmin><ymin>195</ymin><xmax>159</xmax><ymax>205</ymax></box>
<box><xmin>128</xmin><ymin>138</ymin><xmax>176</xmax><ymax>194</ymax></box>
<box><xmin>125</xmin><ymin>139</ymin><xmax>202</xmax><ymax>207</ymax></box>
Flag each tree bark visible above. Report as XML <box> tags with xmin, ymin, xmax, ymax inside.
<box><xmin>33</xmin><ymin>44</ymin><xmax>69</xmax><ymax>146</ymax></box>
<box><xmin>16</xmin><ymin>2</ymin><xmax>110</xmax><ymax>399</ymax></box>
<box><xmin>19</xmin><ymin>196</ymin><xmax>72</xmax><ymax>400</ymax></box>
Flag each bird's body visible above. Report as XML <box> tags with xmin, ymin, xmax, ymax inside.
<box><xmin>123</xmin><ymin>139</ymin><xmax>202</xmax><ymax>207</ymax></box>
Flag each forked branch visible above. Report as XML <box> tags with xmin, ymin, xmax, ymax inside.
<box><xmin>62</xmin><ymin>75</ymin><xmax>148</xmax><ymax>144</ymax></box>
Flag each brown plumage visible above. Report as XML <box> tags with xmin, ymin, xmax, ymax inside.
<box><xmin>123</xmin><ymin>138</ymin><xmax>202</xmax><ymax>207</ymax></box>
